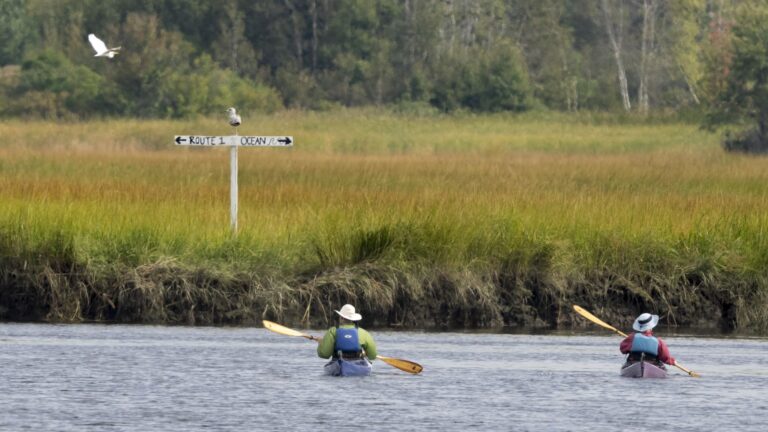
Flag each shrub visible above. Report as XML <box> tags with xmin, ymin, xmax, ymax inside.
<box><xmin>9</xmin><ymin>50</ymin><xmax>112</xmax><ymax>118</ymax></box>
<box><xmin>430</xmin><ymin>43</ymin><xmax>532</xmax><ymax>113</ymax></box>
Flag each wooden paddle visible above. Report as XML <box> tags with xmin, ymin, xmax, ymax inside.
<box><xmin>262</xmin><ymin>320</ymin><xmax>423</xmax><ymax>374</ymax></box>
<box><xmin>573</xmin><ymin>305</ymin><xmax>700</xmax><ymax>378</ymax></box>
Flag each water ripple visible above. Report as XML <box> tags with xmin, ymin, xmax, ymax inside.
<box><xmin>0</xmin><ymin>323</ymin><xmax>766</xmax><ymax>431</ymax></box>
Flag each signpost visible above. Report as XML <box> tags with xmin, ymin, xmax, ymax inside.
<box><xmin>175</xmin><ymin>134</ymin><xmax>293</xmax><ymax>234</ymax></box>
<box><xmin>174</xmin><ymin>136</ymin><xmax>293</xmax><ymax>147</ymax></box>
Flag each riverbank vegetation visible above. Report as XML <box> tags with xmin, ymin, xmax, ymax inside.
<box><xmin>2</xmin><ymin>2</ymin><xmax>768</xmax><ymax>332</ymax></box>
<box><xmin>1</xmin><ymin>112</ymin><xmax>767</xmax><ymax>332</ymax></box>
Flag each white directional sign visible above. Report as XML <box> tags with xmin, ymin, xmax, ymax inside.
<box><xmin>174</xmin><ymin>135</ymin><xmax>293</xmax><ymax>147</ymax></box>
<box><xmin>175</xmin><ymin>132</ymin><xmax>293</xmax><ymax>235</ymax></box>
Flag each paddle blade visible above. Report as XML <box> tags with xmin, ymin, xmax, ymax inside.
<box><xmin>263</xmin><ymin>320</ymin><xmax>314</xmax><ymax>339</ymax></box>
<box><xmin>573</xmin><ymin>305</ymin><xmax>628</xmax><ymax>337</ymax></box>
<box><xmin>378</xmin><ymin>355</ymin><xmax>423</xmax><ymax>374</ymax></box>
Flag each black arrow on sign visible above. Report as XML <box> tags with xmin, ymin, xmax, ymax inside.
<box><xmin>278</xmin><ymin>137</ymin><xmax>292</xmax><ymax>145</ymax></box>
<box><xmin>175</xmin><ymin>136</ymin><xmax>187</xmax><ymax>144</ymax></box>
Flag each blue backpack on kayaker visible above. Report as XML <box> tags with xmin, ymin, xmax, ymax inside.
<box><xmin>630</xmin><ymin>333</ymin><xmax>659</xmax><ymax>357</ymax></box>
<box><xmin>334</xmin><ymin>326</ymin><xmax>362</xmax><ymax>359</ymax></box>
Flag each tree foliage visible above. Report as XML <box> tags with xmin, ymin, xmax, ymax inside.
<box><xmin>0</xmin><ymin>0</ymin><xmax>756</xmax><ymax>119</ymax></box>
<box><xmin>10</xmin><ymin>50</ymin><xmax>110</xmax><ymax>118</ymax></box>
<box><xmin>0</xmin><ymin>0</ymin><xmax>34</xmax><ymax>66</ymax></box>
<box><xmin>705</xmin><ymin>2</ymin><xmax>768</xmax><ymax>152</ymax></box>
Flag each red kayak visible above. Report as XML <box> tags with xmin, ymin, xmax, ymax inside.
<box><xmin>620</xmin><ymin>361</ymin><xmax>668</xmax><ymax>378</ymax></box>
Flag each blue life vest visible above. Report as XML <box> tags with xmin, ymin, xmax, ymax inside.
<box><xmin>334</xmin><ymin>327</ymin><xmax>361</xmax><ymax>356</ymax></box>
<box><xmin>630</xmin><ymin>333</ymin><xmax>659</xmax><ymax>356</ymax></box>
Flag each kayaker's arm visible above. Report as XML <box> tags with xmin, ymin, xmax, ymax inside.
<box><xmin>359</xmin><ymin>329</ymin><xmax>377</xmax><ymax>360</ymax></box>
<box><xmin>316</xmin><ymin>327</ymin><xmax>336</xmax><ymax>359</ymax></box>
<box><xmin>656</xmin><ymin>337</ymin><xmax>676</xmax><ymax>365</ymax></box>
<box><xmin>619</xmin><ymin>334</ymin><xmax>634</xmax><ymax>354</ymax></box>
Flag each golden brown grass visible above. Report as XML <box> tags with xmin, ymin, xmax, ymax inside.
<box><xmin>2</xmin><ymin>111</ymin><xmax>767</xmax><ymax>269</ymax></box>
<box><xmin>1</xmin><ymin>110</ymin><xmax>767</xmax><ymax>329</ymax></box>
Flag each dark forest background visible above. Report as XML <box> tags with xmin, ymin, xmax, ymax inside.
<box><xmin>0</xmin><ymin>0</ymin><xmax>765</xmax><ymax>143</ymax></box>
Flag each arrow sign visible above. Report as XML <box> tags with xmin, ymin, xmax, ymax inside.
<box><xmin>174</xmin><ymin>132</ymin><xmax>293</xmax><ymax>236</ymax></box>
<box><xmin>174</xmin><ymin>136</ymin><xmax>294</xmax><ymax>147</ymax></box>
<box><xmin>239</xmin><ymin>136</ymin><xmax>293</xmax><ymax>147</ymax></box>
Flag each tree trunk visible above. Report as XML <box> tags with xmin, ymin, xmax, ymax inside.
<box><xmin>229</xmin><ymin>2</ymin><xmax>239</xmax><ymax>74</ymax></box>
<box><xmin>759</xmin><ymin>112</ymin><xmax>768</xmax><ymax>148</ymax></box>
<box><xmin>447</xmin><ymin>0</ymin><xmax>456</xmax><ymax>55</ymax></box>
<box><xmin>601</xmin><ymin>0</ymin><xmax>631</xmax><ymax>112</ymax></box>
<box><xmin>679</xmin><ymin>63</ymin><xmax>700</xmax><ymax>105</ymax></box>
<box><xmin>404</xmin><ymin>0</ymin><xmax>415</xmax><ymax>65</ymax></box>
<box><xmin>283</xmin><ymin>0</ymin><xmax>303</xmax><ymax>69</ymax></box>
<box><xmin>638</xmin><ymin>0</ymin><xmax>658</xmax><ymax>115</ymax></box>
<box><xmin>552</xmin><ymin>7</ymin><xmax>575</xmax><ymax>111</ymax></box>
<box><xmin>462</xmin><ymin>0</ymin><xmax>478</xmax><ymax>49</ymax></box>
<box><xmin>310</xmin><ymin>0</ymin><xmax>318</xmax><ymax>72</ymax></box>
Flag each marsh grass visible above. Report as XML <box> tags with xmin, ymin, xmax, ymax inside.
<box><xmin>1</xmin><ymin>110</ymin><xmax>767</xmax><ymax>331</ymax></box>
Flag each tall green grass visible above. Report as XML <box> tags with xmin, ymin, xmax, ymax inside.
<box><xmin>1</xmin><ymin>110</ymin><xmax>767</xmax><ymax>331</ymax></box>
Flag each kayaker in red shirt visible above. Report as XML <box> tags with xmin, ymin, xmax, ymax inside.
<box><xmin>620</xmin><ymin>313</ymin><xmax>676</xmax><ymax>367</ymax></box>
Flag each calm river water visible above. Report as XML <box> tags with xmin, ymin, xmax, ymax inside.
<box><xmin>0</xmin><ymin>323</ymin><xmax>766</xmax><ymax>431</ymax></box>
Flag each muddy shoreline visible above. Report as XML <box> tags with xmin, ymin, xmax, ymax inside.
<box><xmin>2</xmin><ymin>259</ymin><xmax>765</xmax><ymax>334</ymax></box>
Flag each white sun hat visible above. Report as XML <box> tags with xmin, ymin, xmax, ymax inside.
<box><xmin>633</xmin><ymin>313</ymin><xmax>659</xmax><ymax>332</ymax></box>
<box><xmin>335</xmin><ymin>304</ymin><xmax>362</xmax><ymax>321</ymax></box>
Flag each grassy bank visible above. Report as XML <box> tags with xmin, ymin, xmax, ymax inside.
<box><xmin>1</xmin><ymin>111</ymin><xmax>767</xmax><ymax>332</ymax></box>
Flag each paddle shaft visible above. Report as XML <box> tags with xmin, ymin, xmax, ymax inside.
<box><xmin>572</xmin><ymin>305</ymin><xmax>700</xmax><ymax>378</ymax></box>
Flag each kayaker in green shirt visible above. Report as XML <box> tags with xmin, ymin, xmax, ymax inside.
<box><xmin>317</xmin><ymin>304</ymin><xmax>377</xmax><ymax>361</ymax></box>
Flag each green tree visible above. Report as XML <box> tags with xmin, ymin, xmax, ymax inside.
<box><xmin>707</xmin><ymin>3</ymin><xmax>768</xmax><ymax>152</ymax></box>
<box><xmin>10</xmin><ymin>50</ymin><xmax>110</xmax><ymax>118</ymax></box>
<box><xmin>0</xmin><ymin>0</ymin><xmax>34</xmax><ymax>65</ymax></box>
<box><xmin>665</xmin><ymin>0</ymin><xmax>708</xmax><ymax>106</ymax></box>
<box><xmin>512</xmin><ymin>0</ymin><xmax>580</xmax><ymax>110</ymax></box>
<box><xmin>4</xmin><ymin>0</ymin><xmax>750</xmax><ymax>117</ymax></box>
<box><xmin>431</xmin><ymin>42</ymin><xmax>531</xmax><ymax>112</ymax></box>
<box><xmin>212</xmin><ymin>0</ymin><xmax>260</xmax><ymax>78</ymax></box>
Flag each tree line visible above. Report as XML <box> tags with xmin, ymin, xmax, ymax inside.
<box><xmin>0</xmin><ymin>1</ymin><xmax>765</xmax><ymax>136</ymax></box>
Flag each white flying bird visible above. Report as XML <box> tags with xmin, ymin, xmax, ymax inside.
<box><xmin>88</xmin><ymin>33</ymin><xmax>121</xmax><ymax>58</ymax></box>
<box><xmin>227</xmin><ymin>107</ymin><xmax>242</xmax><ymax>129</ymax></box>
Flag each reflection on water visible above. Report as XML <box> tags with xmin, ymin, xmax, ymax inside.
<box><xmin>1</xmin><ymin>323</ymin><xmax>766</xmax><ymax>431</ymax></box>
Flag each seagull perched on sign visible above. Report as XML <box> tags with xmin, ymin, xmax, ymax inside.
<box><xmin>88</xmin><ymin>33</ymin><xmax>121</xmax><ymax>58</ymax></box>
<box><xmin>227</xmin><ymin>107</ymin><xmax>242</xmax><ymax>134</ymax></box>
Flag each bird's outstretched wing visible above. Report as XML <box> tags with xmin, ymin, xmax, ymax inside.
<box><xmin>88</xmin><ymin>34</ymin><xmax>108</xmax><ymax>54</ymax></box>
